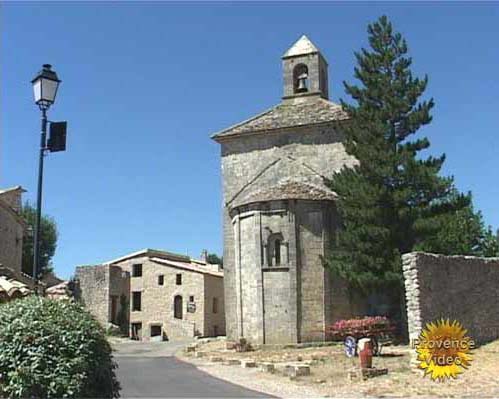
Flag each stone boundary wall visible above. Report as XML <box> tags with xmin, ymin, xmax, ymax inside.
<box><xmin>402</xmin><ymin>252</ymin><xmax>499</xmax><ymax>345</ymax></box>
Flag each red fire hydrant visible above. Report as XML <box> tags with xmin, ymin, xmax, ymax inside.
<box><xmin>358</xmin><ymin>338</ymin><xmax>373</xmax><ymax>369</ymax></box>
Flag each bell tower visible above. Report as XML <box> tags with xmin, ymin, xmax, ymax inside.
<box><xmin>282</xmin><ymin>35</ymin><xmax>329</xmax><ymax>101</ymax></box>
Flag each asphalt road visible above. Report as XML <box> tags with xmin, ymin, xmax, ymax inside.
<box><xmin>113</xmin><ymin>340</ymin><xmax>270</xmax><ymax>398</ymax></box>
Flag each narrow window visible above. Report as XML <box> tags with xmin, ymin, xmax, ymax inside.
<box><xmin>176</xmin><ymin>274</ymin><xmax>182</xmax><ymax>285</ymax></box>
<box><xmin>132</xmin><ymin>291</ymin><xmax>142</xmax><ymax>311</ymax></box>
<box><xmin>110</xmin><ymin>295</ymin><xmax>118</xmax><ymax>323</ymax></box>
<box><xmin>214</xmin><ymin>325</ymin><xmax>218</xmax><ymax>337</ymax></box>
<box><xmin>274</xmin><ymin>239</ymin><xmax>281</xmax><ymax>266</ymax></box>
<box><xmin>189</xmin><ymin>295</ymin><xmax>194</xmax><ymax>302</ymax></box>
<box><xmin>267</xmin><ymin>233</ymin><xmax>284</xmax><ymax>267</ymax></box>
<box><xmin>132</xmin><ymin>264</ymin><xmax>142</xmax><ymax>277</ymax></box>
<box><xmin>158</xmin><ymin>275</ymin><xmax>164</xmax><ymax>285</ymax></box>
<box><xmin>212</xmin><ymin>297</ymin><xmax>218</xmax><ymax>314</ymax></box>
<box><xmin>174</xmin><ymin>295</ymin><xmax>183</xmax><ymax>319</ymax></box>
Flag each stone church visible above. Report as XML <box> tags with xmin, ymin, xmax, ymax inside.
<box><xmin>212</xmin><ymin>36</ymin><xmax>365</xmax><ymax>345</ymax></box>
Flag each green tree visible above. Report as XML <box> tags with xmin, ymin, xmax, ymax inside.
<box><xmin>207</xmin><ymin>253</ymin><xmax>223</xmax><ymax>267</ymax></box>
<box><xmin>325</xmin><ymin>16</ymin><xmax>469</xmax><ymax>296</ymax></box>
<box><xmin>480</xmin><ymin>227</ymin><xmax>499</xmax><ymax>257</ymax></box>
<box><xmin>416</xmin><ymin>190</ymin><xmax>499</xmax><ymax>257</ymax></box>
<box><xmin>21</xmin><ymin>201</ymin><xmax>58</xmax><ymax>277</ymax></box>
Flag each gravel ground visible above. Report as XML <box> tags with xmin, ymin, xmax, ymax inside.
<box><xmin>180</xmin><ymin>355</ymin><xmax>326</xmax><ymax>398</ymax></box>
<box><xmin>178</xmin><ymin>339</ymin><xmax>499</xmax><ymax>398</ymax></box>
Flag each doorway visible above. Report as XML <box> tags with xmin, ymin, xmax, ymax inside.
<box><xmin>131</xmin><ymin>322</ymin><xmax>142</xmax><ymax>340</ymax></box>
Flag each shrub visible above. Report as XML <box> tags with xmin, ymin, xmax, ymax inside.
<box><xmin>0</xmin><ymin>296</ymin><xmax>120</xmax><ymax>398</ymax></box>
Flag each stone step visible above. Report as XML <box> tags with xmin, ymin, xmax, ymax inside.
<box><xmin>241</xmin><ymin>359</ymin><xmax>257</xmax><ymax>368</ymax></box>
<box><xmin>258</xmin><ymin>362</ymin><xmax>275</xmax><ymax>373</ymax></box>
<box><xmin>223</xmin><ymin>359</ymin><xmax>241</xmax><ymax>366</ymax></box>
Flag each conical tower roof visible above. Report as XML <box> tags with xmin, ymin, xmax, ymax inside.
<box><xmin>282</xmin><ymin>35</ymin><xmax>320</xmax><ymax>58</ymax></box>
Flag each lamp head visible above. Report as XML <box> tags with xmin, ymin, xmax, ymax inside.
<box><xmin>32</xmin><ymin>64</ymin><xmax>61</xmax><ymax>110</ymax></box>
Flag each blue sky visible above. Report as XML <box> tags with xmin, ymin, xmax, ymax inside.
<box><xmin>2</xmin><ymin>2</ymin><xmax>498</xmax><ymax>279</ymax></box>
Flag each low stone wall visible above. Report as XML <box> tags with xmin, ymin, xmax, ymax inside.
<box><xmin>402</xmin><ymin>252</ymin><xmax>499</xmax><ymax>345</ymax></box>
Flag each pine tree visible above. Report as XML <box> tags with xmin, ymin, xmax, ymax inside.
<box><xmin>416</xmin><ymin>190</ymin><xmax>499</xmax><ymax>257</ymax></box>
<box><xmin>326</xmin><ymin>16</ymin><xmax>469</xmax><ymax>294</ymax></box>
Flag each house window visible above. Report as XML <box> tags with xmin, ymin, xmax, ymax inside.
<box><xmin>132</xmin><ymin>291</ymin><xmax>142</xmax><ymax>311</ymax></box>
<box><xmin>150</xmin><ymin>325</ymin><xmax>162</xmax><ymax>338</ymax></box>
<box><xmin>189</xmin><ymin>295</ymin><xmax>194</xmax><ymax>302</ymax></box>
<box><xmin>174</xmin><ymin>295</ymin><xmax>183</xmax><ymax>319</ymax></box>
<box><xmin>176</xmin><ymin>274</ymin><xmax>182</xmax><ymax>285</ymax></box>
<box><xmin>212</xmin><ymin>297</ymin><xmax>218</xmax><ymax>314</ymax></box>
<box><xmin>158</xmin><ymin>275</ymin><xmax>164</xmax><ymax>285</ymax></box>
<box><xmin>132</xmin><ymin>264</ymin><xmax>142</xmax><ymax>277</ymax></box>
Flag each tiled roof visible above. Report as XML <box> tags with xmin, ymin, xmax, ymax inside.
<box><xmin>0</xmin><ymin>186</ymin><xmax>25</xmax><ymax>195</ymax></box>
<box><xmin>105</xmin><ymin>248</ymin><xmax>190</xmax><ymax>265</ymax></box>
<box><xmin>102</xmin><ymin>248</ymin><xmax>223</xmax><ymax>277</ymax></box>
<box><xmin>0</xmin><ymin>276</ymin><xmax>31</xmax><ymax>300</ymax></box>
<box><xmin>212</xmin><ymin>98</ymin><xmax>347</xmax><ymax>139</ymax></box>
<box><xmin>150</xmin><ymin>257</ymin><xmax>223</xmax><ymax>277</ymax></box>
<box><xmin>232</xmin><ymin>181</ymin><xmax>336</xmax><ymax>208</ymax></box>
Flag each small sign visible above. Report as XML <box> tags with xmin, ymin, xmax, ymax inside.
<box><xmin>187</xmin><ymin>302</ymin><xmax>196</xmax><ymax>313</ymax></box>
<box><xmin>48</xmin><ymin>121</ymin><xmax>67</xmax><ymax>152</ymax></box>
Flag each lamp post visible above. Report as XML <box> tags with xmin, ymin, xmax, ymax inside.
<box><xmin>31</xmin><ymin>64</ymin><xmax>61</xmax><ymax>282</ymax></box>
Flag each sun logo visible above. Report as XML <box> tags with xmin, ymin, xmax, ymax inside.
<box><xmin>415</xmin><ymin>319</ymin><xmax>474</xmax><ymax>381</ymax></box>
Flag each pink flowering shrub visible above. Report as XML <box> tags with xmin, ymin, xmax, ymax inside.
<box><xmin>328</xmin><ymin>316</ymin><xmax>393</xmax><ymax>337</ymax></box>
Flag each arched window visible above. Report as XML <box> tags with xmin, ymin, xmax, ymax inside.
<box><xmin>174</xmin><ymin>295</ymin><xmax>183</xmax><ymax>319</ymax></box>
<box><xmin>267</xmin><ymin>233</ymin><xmax>285</xmax><ymax>267</ymax></box>
<box><xmin>293</xmin><ymin>64</ymin><xmax>309</xmax><ymax>93</ymax></box>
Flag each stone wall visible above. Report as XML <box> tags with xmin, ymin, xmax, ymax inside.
<box><xmin>296</xmin><ymin>201</ymin><xmax>327</xmax><ymax>342</ymax></box>
<box><xmin>116</xmin><ymin>257</ymin><xmax>206</xmax><ymax>341</ymax></box>
<box><xmin>402</xmin><ymin>252</ymin><xmax>499</xmax><ymax>345</ymax></box>
<box><xmin>116</xmin><ymin>257</ymin><xmax>225</xmax><ymax>341</ymax></box>
<box><xmin>204</xmin><ymin>274</ymin><xmax>226</xmax><ymax>336</ymax></box>
<box><xmin>75</xmin><ymin>265</ymin><xmax>110</xmax><ymax>326</ymax></box>
<box><xmin>0</xmin><ymin>203</ymin><xmax>24</xmax><ymax>274</ymax></box>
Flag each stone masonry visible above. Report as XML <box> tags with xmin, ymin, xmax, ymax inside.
<box><xmin>0</xmin><ymin>187</ymin><xmax>26</xmax><ymax>274</ymax></box>
<box><xmin>212</xmin><ymin>36</ymin><xmax>366</xmax><ymax>345</ymax></box>
<box><xmin>75</xmin><ymin>264</ymin><xmax>129</xmax><ymax>327</ymax></box>
<box><xmin>75</xmin><ymin>249</ymin><xmax>225</xmax><ymax>341</ymax></box>
<box><xmin>402</xmin><ymin>252</ymin><xmax>499</xmax><ymax>345</ymax></box>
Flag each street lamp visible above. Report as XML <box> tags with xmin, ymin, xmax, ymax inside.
<box><xmin>31</xmin><ymin>64</ymin><xmax>66</xmax><ymax>282</ymax></box>
<box><xmin>32</xmin><ymin>64</ymin><xmax>61</xmax><ymax>110</ymax></box>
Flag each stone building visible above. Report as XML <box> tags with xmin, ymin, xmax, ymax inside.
<box><xmin>0</xmin><ymin>186</ymin><xmax>37</xmax><ymax>301</ymax></box>
<box><xmin>75</xmin><ymin>249</ymin><xmax>225</xmax><ymax>341</ymax></box>
<box><xmin>0</xmin><ymin>186</ymin><xmax>26</xmax><ymax>273</ymax></box>
<box><xmin>212</xmin><ymin>35</ymin><xmax>365</xmax><ymax>345</ymax></box>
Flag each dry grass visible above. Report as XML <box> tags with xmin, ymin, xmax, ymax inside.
<box><xmin>191</xmin><ymin>339</ymin><xmax>499</xmax><ymax>397</ymax></box>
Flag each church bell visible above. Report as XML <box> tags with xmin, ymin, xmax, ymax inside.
<box><xmin>296</xmin><ymin>73</ymin><xmax>308</xmax><ymax>92</ymax></box>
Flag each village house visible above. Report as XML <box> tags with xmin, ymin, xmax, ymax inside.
<box><xmin>212</xmin><ymin>36</ymin><xmax>370</xmax><ymax>345</ymax></box>
<box><xmin>75</xmin><ymin>249</ymin><xmax>225</xmax><ymax>341</ymax></box>
<box><xmin>0</xmin><ymin>186</ymin><xmax>35</xmax><ymax>301</ymax></box>
<box><xmin>0</xmin><ymin>186</ymin><xmax>25</xmax><ymax>272</ymax></box>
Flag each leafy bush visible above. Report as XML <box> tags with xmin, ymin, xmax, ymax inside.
<box><xmin>0</xmin><ymin>296</ymin><xmax>120</xmax><ymax>398</ymax></box>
